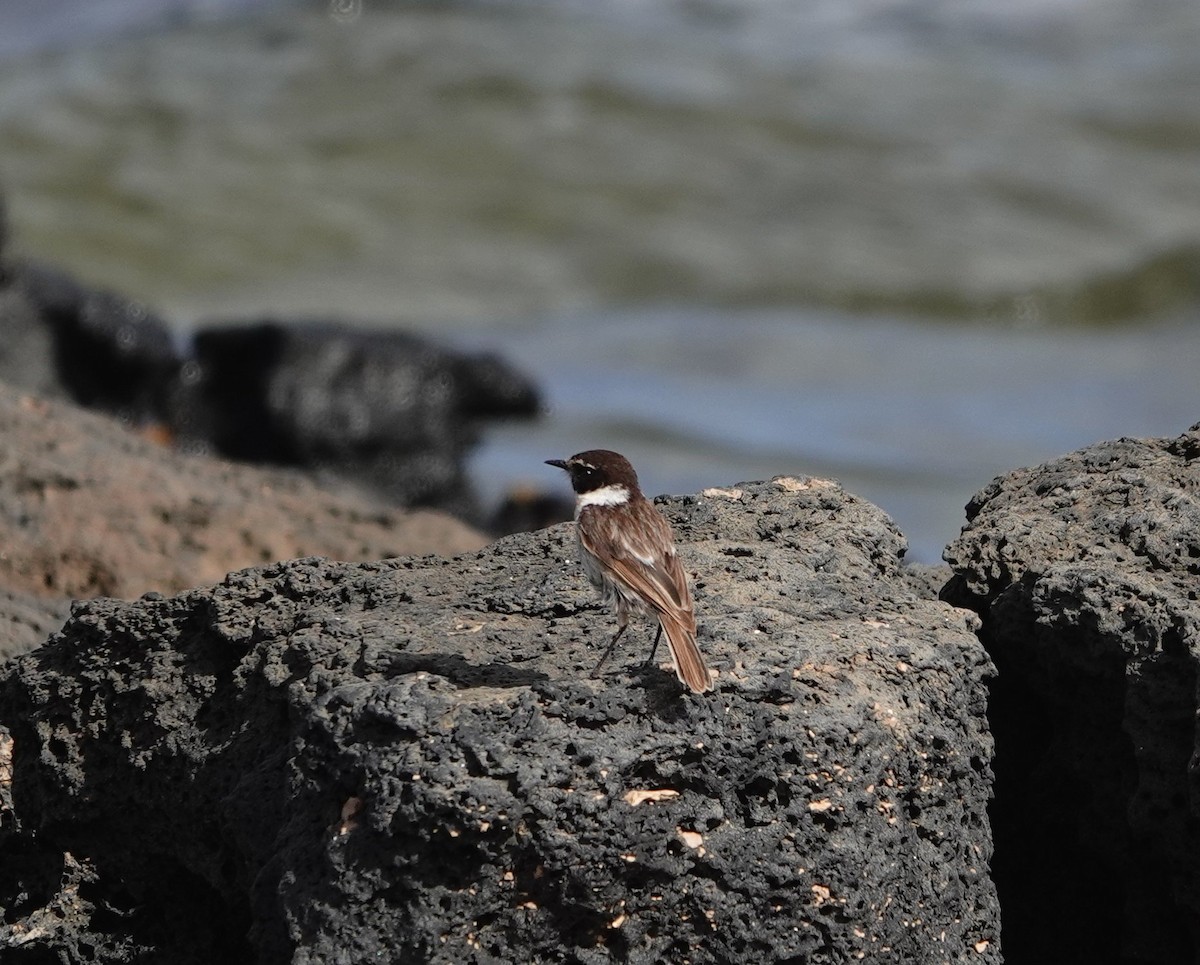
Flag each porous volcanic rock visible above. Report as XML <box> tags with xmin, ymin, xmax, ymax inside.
<box><xmin>0</xmin><ymin>382</ymin><xmax>487</xmax><ymax>603</ymax></box>
<box><xmin>0</xmin><ymin>477</ymin><xmax>999</xmax><ymax>963</ymax></box>
<box><xmin>942</xmin><ymin>424</ymin><xmax>1200</xmax><ymax>964</ymax></box>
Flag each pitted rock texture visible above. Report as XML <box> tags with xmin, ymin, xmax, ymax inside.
<box><xmin>2</xmin><ymin>478</ymin><xmax>999</xmax><ymax>963</ymax></box>
<box><xmin>943</xmin><ymin>424</ymin><xmax>1200</xmax><ymax>964</ymax></box>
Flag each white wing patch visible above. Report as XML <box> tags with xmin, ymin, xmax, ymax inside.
<box><xmin>623</xmin><ymin>538</ymin><xmax>656</xmax><ymax>566</ymax></box>
<box><xmin>620</xmin><ymin>532</ymin><xmax>676</xmax><ymax>567</ymax></box>
<box><xmin>619</xmin><ymin>533</ymin><xmax>683</xmax><ymax>606</ymax></box>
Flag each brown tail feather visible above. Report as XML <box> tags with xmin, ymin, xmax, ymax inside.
<box><xmin>658</xmin><ymin>611</ymin><xmax>713</xmax><ymax>694</ymax></box>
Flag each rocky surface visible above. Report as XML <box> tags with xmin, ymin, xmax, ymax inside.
<box><xmin>0</xmin><ymin>477</ymin><xmax>1000</xmax><ymax>963</ymax></box>
<box><xmin>0</xmin><ymin>381</ymin><xmax>487</xmax><ymax>609</ymax></box>
<box><xmin>942</xmin><ymin>424</ymin><xmax>1200</xmax><ymax>964</ymax></box>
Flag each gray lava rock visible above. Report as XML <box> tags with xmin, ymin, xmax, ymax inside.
<box><xmin>942</xmin><ymin>424</ymin><xmax>1200</xmax><ymax>964</ymax></box>
<box><xmin>1</xmin><ymin>478</ymin><xmax>999</xmax><ymax>963</ymax></box>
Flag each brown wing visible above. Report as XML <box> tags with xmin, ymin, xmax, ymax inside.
<box><xmin>578</xmin><ymin>504</ymin><xmax>693</xmax><ymax>621</ymax></box>
<box><xmin>578</xmin><ymin>502</ymin><xmax>711</xmax><ymax>692</ymax></box>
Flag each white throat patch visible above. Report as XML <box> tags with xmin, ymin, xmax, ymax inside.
<box><xmin>575</xmin><ymin>484</ymin><xmax>630</xmax><ymax>516</ymax></box>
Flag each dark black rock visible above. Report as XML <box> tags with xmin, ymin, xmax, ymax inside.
<box><xmin>942</xmin><ymin>424</ymin><xmax>1200</xmax><ymax>964</ymax></box>
<box><xmin>5</xmin><ymin>260</ymin><xmax>181</xmax><ymax>424</ymax></box>
<box><xmin>0</xmin><ymin>477</ymin><xmax>999</xmax><ymax>963</ymax></box>
<box><xmin>178</xmin><ymin>320</ymin><xmax>541</xmax><ymax>518</ymax></box>
<box><xmin>0</xmin><ymin>228</ymin><xmax>544</xmax><ymax>522</ymax></box>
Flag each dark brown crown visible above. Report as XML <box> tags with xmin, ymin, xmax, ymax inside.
<box><xmin>545</xmin><ymin>449</ymin><xmax>641</xmax><ymax>495</ymax></box>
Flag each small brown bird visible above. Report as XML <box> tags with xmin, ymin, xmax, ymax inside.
<box><xmin>546</xmin><ymin>449</ymin><xmax>713</xmax><ymax>693</ymax></box>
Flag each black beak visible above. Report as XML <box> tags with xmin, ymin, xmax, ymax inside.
<box><xmin>545</xmin><ymin>459</ymin><xmax>568</xmax><ymax>470</ymax></box>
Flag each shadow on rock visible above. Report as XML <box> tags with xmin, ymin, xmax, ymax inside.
<box><xmin>386</xmin><ymin>651</ymin><xmax>550</xmax><ymax>689</ymax></box>
<box><xmin>943</xmin><ymin>422</ymin><xmax>1200</xmax><ymax>965</ymax></box>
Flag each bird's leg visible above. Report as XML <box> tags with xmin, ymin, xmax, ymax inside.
<box><xmin>593</xmin><ymin>616</ymin><xmax>629</xmax><ymax>676</ymax></box>
<box><xmin>641</xmin><ymin>624</ymin><xmax>663</xmax><ymax>667</ymax></box>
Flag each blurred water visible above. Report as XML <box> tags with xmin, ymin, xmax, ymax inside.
<box><xmin>0</xmin><ymin>0</ymin><xmax>285</xmax><ymax>57</ymax></box>
<box><xmin>0</xmin><ymin>0</ymin><xmax>1198</xmax><ymax>560</ymax></box>
<box><xmin>467</xmin><ymin>308</ymin><xmax>1200</xmax><ymax>561</ymax></box>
